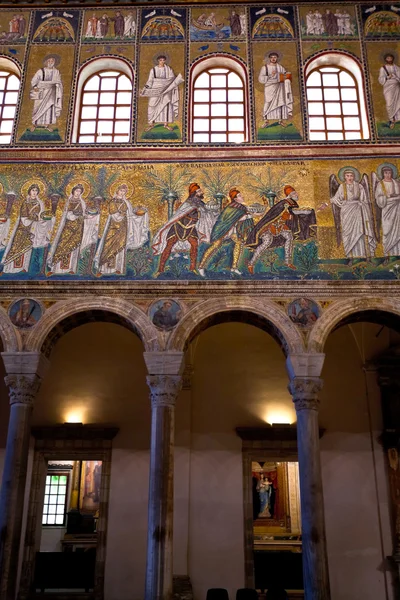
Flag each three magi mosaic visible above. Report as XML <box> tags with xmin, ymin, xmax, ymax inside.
<box><xmin>1</xmin><ymin>3</ymin><xmax>400</xmax><ymax>144</ymax></box>
<box><xmin>0</xmin><ymin>159</ymin><xmax>400</xmax><ymax>281</ymax></box>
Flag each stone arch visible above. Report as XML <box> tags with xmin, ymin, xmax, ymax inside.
<box><xmin>24</xmin><ymin>297</ymin><xmax>158</xmax><ymax>355</ymax></box>
<box><xmin>308</xmin><ymin>297</ymin><xmax>400</xmax><ymax>353</ymax></box>
<box><xmin>167</xmin><ymin>297</ymin><xmax>305</xmax><ymax>356</ymax></box>
<box><xmin>0</xmin><ymin>305</ymin><xmax>21</xmax><ymax>352</ymax></box>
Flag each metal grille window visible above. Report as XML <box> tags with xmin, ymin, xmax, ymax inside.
<box><xmin>0</xmin><ymin>70</ymin><xmax>20</xmax><ymax>144</ymax></box>
<box><xmin>42</xmin><ymin>473</ymin><xmax>68</xmax><ymax>526</ymax></box>
<box><xmin>78</xmin><ymin>70</ymin><xmax>132</xmax><ymax>144</ymax></box>
<box><xmin>306</xmin><ymin>65</ymin><xmax>364</xmax><ymax>141</ymax></box>
<box><xmin>192</xmin><ymin>67</ymin><xmax>246</xmax><ymax>143</ymax></box>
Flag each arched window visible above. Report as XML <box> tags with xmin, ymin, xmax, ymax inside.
<box><xmin>0</xmin><ymin>59</ymin><xmax>21</xmax><ymax>144</ymax></box>
<box><xmin>74</xmin><ymin>59</ymin><xmax>133</xmax><ymax>144</ymax></box>
<box><xmin>305</xmin><ymin>53</ymin><xmax>369</xmax><ymax>141</ymax></box>
<box><xmin>190</xmin><ymin>57</ymin><xmax>248</xmax><ymax>143</ymax></box>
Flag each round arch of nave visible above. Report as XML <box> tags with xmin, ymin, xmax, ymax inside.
<box><xmin>23</xmin><ymin>296</ymin><xmax>159</xmax><ymax>355</ymax></box>
<box><xmin>167</xmin><ymin>296</ymin><xmax>305</xmax><ymax>355</ymax></box>
<box><xmin>0</xmin><ymin>304</ymin><xmax>21</xmax><ymax>352</ymax></box>
<box><xmin>308</xmin><ymin>296</ymin><xmax>400</xmax><ymax>353</ymax></box>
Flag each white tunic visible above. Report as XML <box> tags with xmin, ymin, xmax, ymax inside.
<box><xmin>258</xmin><ymin>63</ymin><xmax>293</xmax><ymax>121</ymax></box>
<box><xmin>31</xmin><ymin>66</ymin><xmax>63</xmax><ymax>127</ymax></box>
<box><xmin>378</xmin><ymin>63</ymin><xmax>400</xmax><ymax>122</ymax></box>
<box><xmin>142</xmin><ymin>65</ymin><xmax>183</xmax><ymax>124</ymax></box>
<box><xmin>375</xmin><ymin>178</ymin><xmax>400</xmax><ymax>256</ymax></box>
<box><xmin>331</xmin><ymin>182</ymin><xmax>377</xmax><ymax>258</ymax></box>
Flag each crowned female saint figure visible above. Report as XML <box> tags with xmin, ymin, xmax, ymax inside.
<box><xmin>46</xmin><ymin>183</ymin><xmax>100</xmax><ymax>275</ymax></box>
<box><xmin>93</xmin><ymin>183</ymin><xmax>149</xmax><ymax>276</ymax></box>
<box><xmin>2</xmin><ymin>183</ymin><xmax>54</xmax><ymax>274</ymax></box>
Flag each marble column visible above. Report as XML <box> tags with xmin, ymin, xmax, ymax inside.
<box><xmin>0</xmin><ymin>351</ymin><xmax>48</xmax><ymax>600</ymax></box>
<box><xmin>288</xmin><ymin>376</ymin><xmax>330</xmax><ymax>600</ymax></box>
<box><xmin>0</xmin><ymin>374</ymin><xmax>40</xmax><ymax>600</ymax></box>
<box><xmin>145</xmin><ymin>373</ymin><xmax>182</xmax><ymax>600</ymax></box>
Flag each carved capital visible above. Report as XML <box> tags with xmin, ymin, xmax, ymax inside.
<box><xmin>288</xmin><ymin>377</ymin><xmax>323</xmax><ymax>412</ymax></box>
<box><xmin>4</xmin><ymin>374</ymin><xmax>41</xmax><ymax>407</ymax></box>
<box><xmin>147</xmin><ymin>375</ymin><xmax>182</xmax><ymax>408</ymax></box>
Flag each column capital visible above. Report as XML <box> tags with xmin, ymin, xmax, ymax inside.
<box><xmin>288</xmin><ymin>376</ymin><xmax>323</xmax><ymax>411</ymax></box>
<box><xmin>4</xmin><ymin>374</ymin><xmax>41</xmax><ymax>407</ymax></box>
<box><xmin>147</xmin><ymin>374</ymin><xmax>182</xmax><ymax>408</ymax></box>
<box><xmin>143</xmin><ymin>351</ymin><xmax>185</xmax><ymax>376</ymax></box>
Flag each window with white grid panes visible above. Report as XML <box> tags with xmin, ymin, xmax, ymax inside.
<box><xmin>306</xmin><ymin>66</ymin><xmax>364</xmax><ymax>141</ymax></box>
<box><xmin>78</xmin><ymin>70</ymin><xmax>132</xmax><ymax>143</ymax></box>
<box><xmin>192</xmin><ymin>67</ymin><xmax>246</xmax><ymax>143</ymax></box>
<box><xmin>0</xmin><ymin>70</ymin><xmax>20</xmax><ymax>144</ymax></box>
<box><xmin>42</xmin><ymin>473</ymin><xmax>69</xmax><ymax>526</ymax></box>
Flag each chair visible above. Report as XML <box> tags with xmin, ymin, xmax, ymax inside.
<box><xmin>206</xmin><ymin>589</ymin><xmax>230</xmax><ymax>600</ymax></box>
<box><xmin>236</xmin><ymin>588</ymin><xmax>258</xmax><ymax>600</ymax></box>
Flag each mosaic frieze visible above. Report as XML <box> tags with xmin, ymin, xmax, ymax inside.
<box><xmin>0</xmin><ymin>159</ymin><xmax>398</xmax><ymax>281</ymax></box>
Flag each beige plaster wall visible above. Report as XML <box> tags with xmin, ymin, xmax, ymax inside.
<box><xmin>187</xmin><ymin>323</ymin><xmax>290</xmax><ymax>600</ymax></box>
<box><xmin>320</xmin><ymin>324</ymin><xmax>395</xmax><ymax>600</ymax></box>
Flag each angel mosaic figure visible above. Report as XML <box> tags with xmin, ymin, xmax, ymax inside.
<box><xmin>330</xmin><ymin>167</ymin><xmax>377</xmax><ymax>263</ymax></box>
<box><xmin>373</xmin><ymin>163</ymin><xmax>400</xmax><ymax>261</ymax></box>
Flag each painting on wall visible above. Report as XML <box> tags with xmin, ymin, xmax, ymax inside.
<box><xmin>79</xmin><ymin>460</ymin><xmax>102</xmax><ymax>514</ymax></box>
<box><xmin>252</xmin><ymin>42</ymin><xmax>303</xmax><ymax>141</ymax></box>
<box><xmin>137</xmin><ymin>44</ymin><xmax>185</xmax><ymax>142</ymax></box>
<box><xmin>82</xmin><ymin>9</ymin><xmax>136</xmax><ymax>42</ymax></box>
<box><xmin>367</xmin><ymin>42</ymin><xmax>400</xmax><ymax>139</ymax></box>
<box><xmin>141</xmin><ymin>8</ymin><xmax>186</xmax><ymax>41</ymax></box>
<box><xmin>149</xmin><ymin>299</ymin><xmax>182</xmax><ymax>330</ymax></box>
<box><xmin>288</xmin><ymin>298</ymin><xmax>320</xmax><ymax>327</ymax></box>
<box><xmin>0</xmin><ymin>159</ymin><xmax>398</xmax><ymax>282</ymax></box>
<box><xmin>250</xmin><ymin>6</ymin><xmax>296</xmax><ymax>39</ymax></box>
<box><xmin>252</xmin><ymin>461</ymin><xmax>301</xmax><ymax>541</ymax></box>
<box><xmin>17</xmin><ymin>44</ymin><xmax>75</xmax><ymax>143</ymax></box>
<box><xmin>190</xmin><ymin>7</ymin><xmax>246</xmax><ymax>41</ymax></box>
<box><xmin>0</xmin><ymin>11</ymin><xmax>29</xmax><ymax>43</ymax></box>
<box><xmin>299</xmin><ymin>5</ymin><xmax>358</xmax><ymax>38</ymax></box>
<box><xmin>361</xmin><ymin>4</ymin><xmax>400</xmax><ymax>38</ymax></box>
<box><xmin>32</xmin><ymin>10</ymin><xmax>79</xmax><ymax>43</ymax></box>
<box><xmin>9</xmin><ymin>298</ymin><xmax>42</xmax><ymax>328</ymax></box>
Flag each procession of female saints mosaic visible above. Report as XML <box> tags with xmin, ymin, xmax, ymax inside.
<box><xmin>0</xmin><ymin>160</ymin><xmax>398</xmax><ymax>280</ymax></box>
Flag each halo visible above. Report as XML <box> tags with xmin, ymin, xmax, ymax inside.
<box><xmin>377</xmin><ymin>162</ymin><xmax>398</xmax><ymax>180</ymax></box>
<box><xmin>264</xmin><ymin>50</ymin><xmax>283</xmax><ymax>62</ymax></box>
<box><xmin>338</xmin><ymin>166</ymin><xmax>360</xmax><ymax>183</ymax></box>
<box><xmin>109</xmin><ymin>180</ymin><xmax>134</xmax><ymax>200</ymax></box>
<box><xmin>21</xmin><ymin>179</ymin><xmax>46</xmax><ymax>198</ymax></box>
<box><xmin>152</xmin><ymin>51</ymin><xmax>170</xmax><ymax>65</ymax></box>
<box><xmin>380</xmin><ymin>50</ymin><xmax>398</xmax><ymax>63</ymax></box>
<box><xmin>42</xmin><ymin>54</ymin><xmax>61</xmax><ymax>67</ymax></box>
<box><xmin>65</xmin><ymin>179</ymin><xmax>90</xmax><ymax>200</ymax></box>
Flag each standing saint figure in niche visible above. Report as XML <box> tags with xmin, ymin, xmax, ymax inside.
<box><xmin>29</xmin><ymin>54</ymin><xmax>63</xmax><ymax>133</ymax></box>
<box><xmin>47</xmin><ymin>183</ymin><xmax>100</xmax><ymax>276</ymax></box>
<box><xmin>258</xmin><ymin>52</ymin><xmax>293</xmax><ymax>129</ymax></box>
<box><xmin>378</xmin><ymin>53</ymin><xmax>400</xmax><ymax>130</ymax></box>
<box><xmin>329</xmin><ymin>167</ymin><xmax>377</xmax><ymax>264</ymax></box>
<box><xmin>93</xmin><ymin>183</ymin><xmax>149</xmax><ymax>276</ymax></box>
<box><xmin>373</xmin><ymin>163</ymin><xmax>400</xmax><ymax>261</ymax></box>
<box><xmin>2</xmin><ymin>183</ymin><xmax>54</xmax><ymax>274</ymax></box>
<box><xmin>257</xmin><ymin>474</ymin><xmax>272</xmax><ymax>518</ymax></box>
<box><xmin>140</xmin><ymin>54</ymin><xmax>184</xmax><ymax>132</ymax></box>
